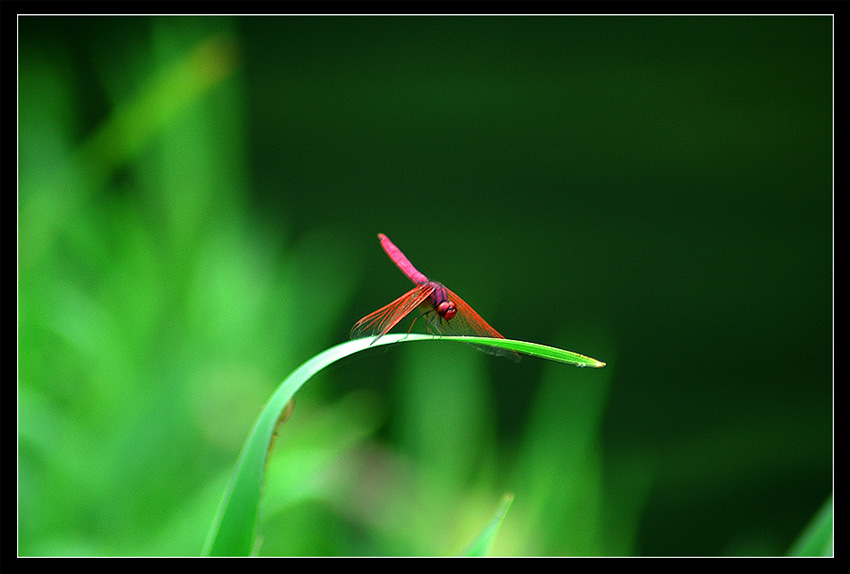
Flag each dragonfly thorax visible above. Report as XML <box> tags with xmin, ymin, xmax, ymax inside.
<box><xmin>429</xmin><ymin>282</ymin><xmax>458</xmax><ymax>320</ymax></box>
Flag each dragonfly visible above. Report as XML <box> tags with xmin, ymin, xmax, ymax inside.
<box><xmin>351</xmin><ymin>233</ymin><xmax>520</xmax><ymax>361</ymax></box>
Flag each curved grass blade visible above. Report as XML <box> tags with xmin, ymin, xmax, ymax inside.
<box><xmin>203</xmin><ymin>334</ymin><xmax>604</xmax><ymax>556</ymax></box>
<box><xmin>436</xmin><ymin>335</ymin><xmax>606</xmax><ymax>367</ymax></box>
<box><xmin>459</xmin><ymin>493</ymin><xmax>515</xmax><ymax>557</ymax></box>
<box><xmin>202</xmin><ymin>337</ymin><xmax>383</xmax><ymax>556</ymax></box>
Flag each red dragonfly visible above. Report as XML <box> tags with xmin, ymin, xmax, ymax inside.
<box><xmin>351</xmin><ymin>233</ymin><xmax>520</xmax><ymax>361</ymax></box>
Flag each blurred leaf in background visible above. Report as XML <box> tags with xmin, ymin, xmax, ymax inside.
<box><xmin>18</xmin><ymin>16</ymin><xmax>364</xmax><ymax>556</ymax></box>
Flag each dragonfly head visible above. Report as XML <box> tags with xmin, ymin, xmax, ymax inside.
<box><xmin>436</xmin><ymin>300</ymin><xmax>457</xmax><ymax>320</ymax></box>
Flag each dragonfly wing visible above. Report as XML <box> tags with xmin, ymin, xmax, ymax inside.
<box><xmin>441</xmin><ymin>287</ymin><xmax>521</xmax><ymax>361</ymax></box>
<box><xmin>351</xmin><ymin>283</ymin><xmax>435</xmax><ymax>340</ymax></box>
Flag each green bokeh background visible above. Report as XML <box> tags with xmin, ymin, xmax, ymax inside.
<box><xmin>18</xmin><ymin>16</ymin><xmax>833</xmax><ymax>556</ymax></box>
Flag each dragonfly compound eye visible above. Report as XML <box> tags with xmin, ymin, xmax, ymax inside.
<box><xmin>438</xmin><ymin>301</ymin><xmax>457</xmax><ymax>320</ymax></box>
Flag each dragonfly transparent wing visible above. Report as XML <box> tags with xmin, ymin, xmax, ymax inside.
<box><xmin>438</xmin><ymin>287</ymin><xmax>520</xmax><ymax>361</ymax></box>
<box><xmin>350</xmin><ymin>283</ymin><xmax>435</xmax><ymax>340</ymax></box>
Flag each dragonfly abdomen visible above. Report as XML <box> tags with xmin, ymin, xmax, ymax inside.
<box><xmin>379</xmin><ymin>233</ymin><xmax>429</xmax><ymax>285</ymax></box>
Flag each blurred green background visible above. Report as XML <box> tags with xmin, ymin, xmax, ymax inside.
<box><xmin>18</xmin><ymin>15</ymin><xmax>832</xmax><ymax>556</ymax></box>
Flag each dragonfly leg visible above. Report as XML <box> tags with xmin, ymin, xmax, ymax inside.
<box><xmin>405</xmin><ymin>309</ymin><xmax>432</xmax><ymax>338</ymax></box>
<box><xmin>431</xmin><ymin>316</ymin><xmax>447</xmax><ymax>336</ymax></box>
<box><xmin>425</xmin><ymin>313</ymin><xmax>445</xmax><ymax>336</ymax></box>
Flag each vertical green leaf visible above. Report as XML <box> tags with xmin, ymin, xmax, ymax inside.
<box><xmin>787</xmin><ymin>495</ymin><xmax>833</xmax><ymax>557</ymax></box>
<box><xmin>459</xmin><ymin>493</ymin><xmax>514</xmax><ymax>557</ymax></box>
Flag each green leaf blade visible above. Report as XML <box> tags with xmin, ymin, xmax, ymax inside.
<box><xmin>787</xmin><ymin>495</ymin><xmax>833</xmax><ymax>557</ymax></box>
<box><xmin>202</xmin><ymin>340</ymin><xmax>376</xmax><ymax>556</ymax></box>
<box><xmin>434</xmin><ymin>335</ymin><xmax>607</xmax><ymax>368</ymax></box>
<box><xmin>459</xmin><ymin>493</ymin><xmax>515</xmax><ymax>557</ymax></box>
